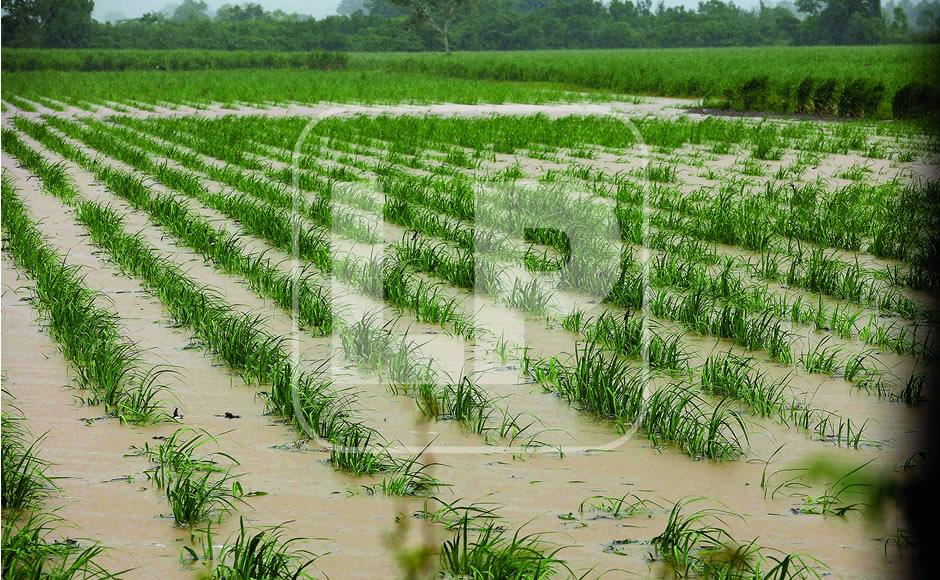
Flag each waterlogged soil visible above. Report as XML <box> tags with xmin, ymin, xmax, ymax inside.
<box><xmin>2</xmin><ymin>97</ymin><xmax>702</xmax><ymax>124</ymax></box>
<box><xmin>2</xmin><ymin>100</ymin><xmax>932</xmax><ymax>579</ymax></box>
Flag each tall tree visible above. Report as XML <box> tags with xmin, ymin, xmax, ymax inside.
<box><xmin>216</xmin><ymin>3</ymin><xmax>267</xmax><ymax>21</ymax></box>
<box><xmin>172</xmin><ymin>0</ymin><xmax>209</xmax><ymax>22</ymax></box>
<box><xmin>337</xmin><ymin>0</ymin><xmax>369</xmax><ymax>15</ymax></box>
<box><xmin>390</xmin><ymin>0</ymin><xmax>477</xmax><ymax>52</ymax></box>
<box><xmin>890</xmin><ymin>5</ymin><xmax>910</xmax><ymax>34</ymax></box>
<box><xmin>1</xmin><ymin>0</ymin><xmax>94</xmax><ymax>47</ymax></box>
<box><xmin>797</xmin><ymin>0</ymin><xmax>885</xmax><ymax>43</ymax></box>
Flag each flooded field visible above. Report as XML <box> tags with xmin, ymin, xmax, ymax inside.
<box><xmin>2</xmin><ymin>95</ymin><xmax>937</xmax><ymax>578</ymax></box>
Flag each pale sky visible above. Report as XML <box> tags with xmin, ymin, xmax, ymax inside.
<box><xmin>92</xmin><ymin>0</ymin><xmax>344</xmax><ymax>21</ymax></box>
<box><xmin>92</xmin><ymin>0</ymin><xmax>773</xmax><ymax>22</ymax></box>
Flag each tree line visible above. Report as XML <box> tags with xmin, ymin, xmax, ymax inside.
<box><xmin>3</xmin><ymin>0</ymin><xmax>938</xmax><ymax>52</ymax></box>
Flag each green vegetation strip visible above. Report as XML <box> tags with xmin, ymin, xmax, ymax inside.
<box><xmin>2</xmin><ymin>49</ymin><xmax>348</xmax><ymax>72</ymax></box>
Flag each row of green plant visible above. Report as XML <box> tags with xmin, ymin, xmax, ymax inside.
<box><xmin>1</xmin><ymin>133</ymin><xmax>402</xmax><ymax>478</ymax></box>
<box><xmin>522</xmin><ymin>340</ymin><xmax>748</xmax><ymax>460</ymax></box>
<box><xmin>420</xmin><ymin>497</ymin><xmax>571</xmax><ymax>578</ymax></box>
<box><xmin>0</xmin><ymin>172</ymin><xmax>167</xmax><ymax>423</ymax></box>
<box><xmin>338</xmin><ymin>310</ymin><xmax>536</xmax><ymax>445</ymax></box>
<box><xmin>241</xmin><ymin>120</ymin><xmax>928</xmax><ymax>366</ymax></box>
<box><xmin>8</xmin><ymin>121</ymin><xmax>502</xmax><ymax>499</ymax></box>
<box><xmin>46</xmin><ymin>115</ymin><xmax>476</xmax><ymax>340</ymax></box>
<box><xmin>133</xmin><ymin>428</ymin><xmax>245</xmax><ymax>528</ymax></box>
<box><xmin>702</xmin><ymin>352</ymin><xmax>868</xmax><ymax>445</ymax></box>
<box><xmin>561</xmin><ymin>310</ymin><xmax>689</xmax><ymax>375</ymax></box>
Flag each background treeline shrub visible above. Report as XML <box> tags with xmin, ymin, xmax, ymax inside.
<box><xmin>892</xmin><ymin>82</ymin><xmax>940</xmax><ymax>118</ymax></box>
<box><xmin>1</xmin><ymin>49</ymin><xmax>348</xmax><ymax>71</ymax></box>
<box><xmin>725</xmin><ymin>75</ymin><xmax>894</xmax><ymax>117</ymax></box>
<box><xmin>4</xmin><ymin>0</ymin><xmax>937</xmax><ymax>52</ymax></box>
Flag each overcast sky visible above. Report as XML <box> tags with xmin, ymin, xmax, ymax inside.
<box><xmin>92</xmin><ymin>0</ymin><xmax>774</xmax><ymax>21</ymax></box>
<box><xmin>92</xmin><ymin>1</ymin><xmax>344</xmax><ymax>21</ymax></box>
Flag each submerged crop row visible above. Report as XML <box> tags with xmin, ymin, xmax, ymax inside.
<box><xmin>94</xmin><ymin>114</ymin><xmax>932</xmax><ymax>365</ymax></box>
<box><xmin>38</xmin><ymin>113</ymin><xmax>934</xmax><ymax>405</ymax></box>
<box><xmin>1</xmin><ymin>172</ymin><xmax>166</xmax><ymax>424</ymax></box>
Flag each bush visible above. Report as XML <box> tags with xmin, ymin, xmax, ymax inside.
<box><xmin>839</xmin><ymin>79</ymin><xmax>885</xmax><ymax>117</ymax></box>
<box><xmin>796</xmin><ymin>77</ymin><xmax>816</xmax><ymax>114</ymax></box>
<box><xmin>811</xmin><ymin>79</ymin><xmax>840</xmax><ymax>115</ymax></box>
<box><xmin>725</xmin><ymin>75</ymin><xmax>772</xmax><ymax>112</ymax></box>
<box><xmin>892</xmin><ymin>82</ymin><xmax>937</xmax><ymax>118</ymax></box>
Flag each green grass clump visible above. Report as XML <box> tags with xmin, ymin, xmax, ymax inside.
<box><xmin>424</xmin><ymin>499</ymin><xmax>570</xmax><ymax>579</ymax></box>
<box><xmin>700</xmin><ymin>353</ymin><xmax>789</xmax><ymax>418</ymax></box>
<box><xmin>1</xmin><ymin>410</ymin><xmax>54</xmax><ymax>510</ymax></box>
<box><xmin>2</xmin><ymin>512</ymin><xmax>116</xmax><ymax>579</ymax></box>
<box><xmin>581</xmin><ymin>311</ymin><xmax>689</xmax><ymax>374</ymax></box>
<box><xmin>652</xmin><ymin>498</ymin><xmax>825</xmax><ymax>578</ymax></box>
<box><xmin>524</xmin><ymin>341</ymin><xmax>747</xmax><ymax>460</ymax></box>
<box><xmin>133</xmin><ymin>428</ymin><xmax>243</xmax><ymax>528</ymax></box>
<box><xmin>186</xmin><ymin>517</ymin><xmax>319</xmax><ymax>579</ymax></box>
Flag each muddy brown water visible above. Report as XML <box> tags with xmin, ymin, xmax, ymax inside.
<box><xmin>2</xmin><ymin>100</ymin><xmax>932</xmax><ymax>578</ymax></box>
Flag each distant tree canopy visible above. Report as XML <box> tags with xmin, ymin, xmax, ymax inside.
<box><xmin>1</xmin><ymin>0</ymin><xmax>94</xmax><ymax>47</ymax></box>
<box><xmin>390</xmin><ymin>0</ymin><xmax>477</xmax><ymax>52</ymax></box>
<box><xmin>797</xmin><ymin>0</ymin><xmax>887</xmax><ymax>43</ymax></box>
<box><xmin>3</xmin><ymin>0</ymin><xmax>938</xmax><ymax>50</ymax></box>
<box><xmin>337</xmin><ymin>0</ymin><xmax>369</xmax><ymax>15</ymax></box>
